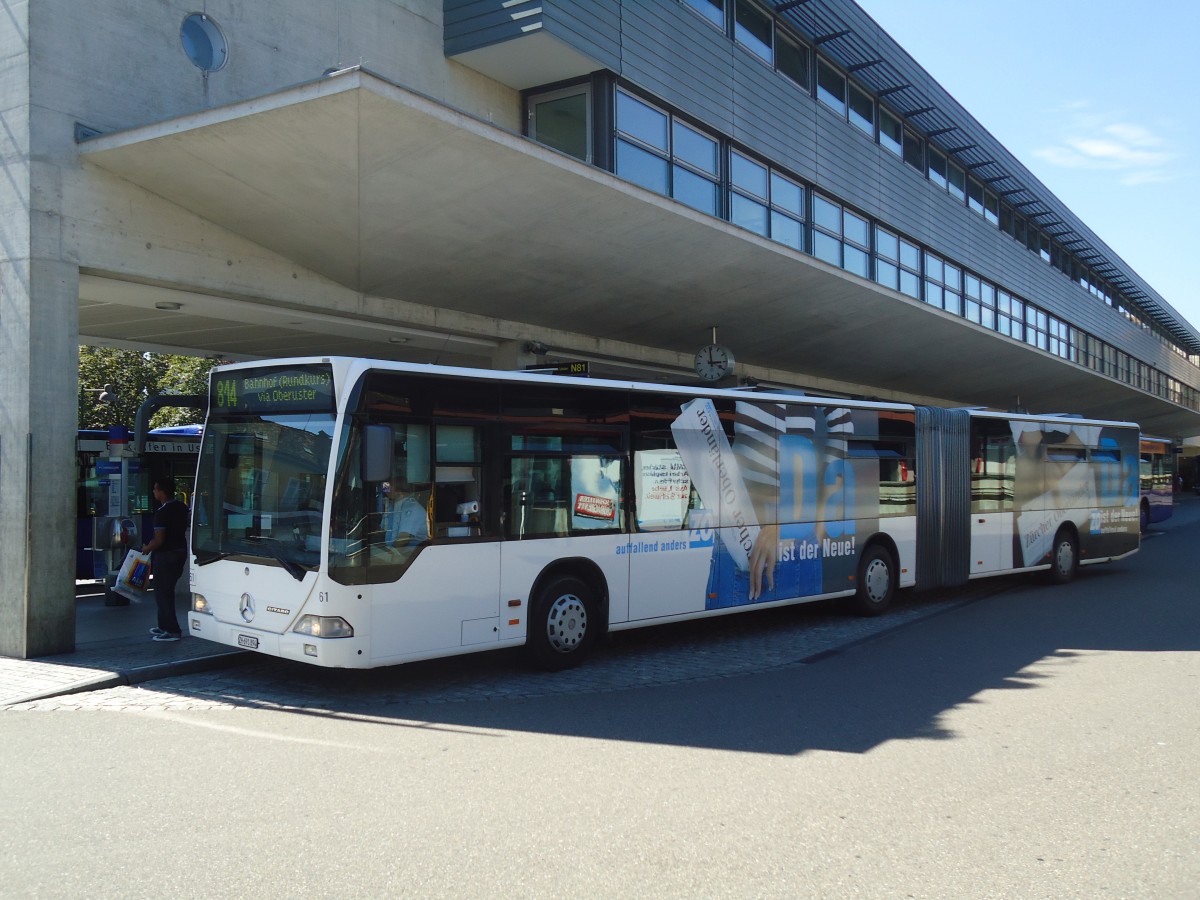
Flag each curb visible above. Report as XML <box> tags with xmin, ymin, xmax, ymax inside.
<box><xmin>5</xmin><ymin>650</ymin><xmax>250</xmax><ymax>707</ymax></box>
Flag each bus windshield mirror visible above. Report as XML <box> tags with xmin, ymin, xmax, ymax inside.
<box><xmin>362</xmin><ymin>424</ymin><xmax>393</xmax><ymax>482</ymax></box>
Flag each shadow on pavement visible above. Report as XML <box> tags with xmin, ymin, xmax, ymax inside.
<box><xmin>139</xmin><ymin>497</ymin><xmax>1200</xmax><ymax>756</ymax></box>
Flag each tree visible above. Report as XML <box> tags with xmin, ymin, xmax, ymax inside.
<box><xmin>78</xmin><ymin>347</ymin><xmax>217</xmax><ymax>430</ymax></box>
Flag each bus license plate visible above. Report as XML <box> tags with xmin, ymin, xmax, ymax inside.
<box><xmin>238</xmin><ymin>634</ymin><xmax>259</xmax><ymax>649</ymax></box>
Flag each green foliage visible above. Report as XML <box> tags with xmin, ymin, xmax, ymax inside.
<box><xmin>78</xmin><ymin>347</ymin><xmax>218</xmax><ymax>430</ymax></box>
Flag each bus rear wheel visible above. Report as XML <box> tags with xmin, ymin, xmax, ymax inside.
<box><xmin>1048</xmin><ymin>529</ymin><xmax>1078</xmax><ymax>585</ymax></box>
<box><xmin>1139</xmin><ymin>500</ymin><xmax>1150</xmax><ymax>533</ymax></box>
<box><xmin>850</xmin><ymin>545</ymin><xmax>895</xmax><ymax>617</ymax></box>
<box><xmin>527</xmin><ymin>575</ymin><xmax>598</xmax><ymax>671</ymax></box>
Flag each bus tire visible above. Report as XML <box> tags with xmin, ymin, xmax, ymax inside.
<box><xmin>1047</xmin><ymin>528</ymin><xmax>1078</xmax><ymax>585</ymax></box>
<box><xmin>850</xmin><ymin>544</ymin><xmax>895</xmax><ymax>617</ymax></box>
<box><xmin>1139</xmin><ymin>499</ymin><xmax>1150</xmax><ymax>534</ymax></box>
<box><xmin>527</xmin><ymin>575</ymin><xmax>598</xmax><ymax>671</ymax></box>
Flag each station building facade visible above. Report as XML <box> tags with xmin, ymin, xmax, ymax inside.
<box><xmin>2</xmin><ymin>0</ymin><xmax>1198</xmax><ymax>657</ymax></box>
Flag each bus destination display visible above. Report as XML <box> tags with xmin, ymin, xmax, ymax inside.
<box><xmin>211</xmin><ymin>364</ymin><xmax>335</xmax><ymax>415</ymax></box>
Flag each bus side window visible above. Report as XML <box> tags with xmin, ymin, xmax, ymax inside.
<box><xmin>508</xmin><ymin>456</ymin><xmax>567</xmax><ymax>538</ymax></box>
<box><xmin>971</xmin><ymin>421</ymin><xmax>1016</xmax><ymax>512</ymax></box>
<box><xmin>434</xmin><ymin>425</ymin><xmax>483</xmax><ymax>538</ymax></box>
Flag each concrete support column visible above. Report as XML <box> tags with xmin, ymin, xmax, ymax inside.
<box><xmin>0</xmin><ymin>257</ymin><xmax>80</xmax><ymax>658</ymax></box>
<box><xmin>0</xmin><ymin>5</ymin><xmax>79</xmax><ymax>658</ymax></box>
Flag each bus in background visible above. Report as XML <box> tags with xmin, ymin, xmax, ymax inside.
<box><xmin>76</xmin><ymin>424</ymin><xmax>201</xmax><ymax>580</ymax></box>
<box><xmin>187</xmin><ymin>358</ymin><xmax>1141</xmax><ymax>670</ymax></box>
<box><xmin>1138</xmin><ymin>435</ymin><xmax>1175</xmax><ymax>532</ymax></box>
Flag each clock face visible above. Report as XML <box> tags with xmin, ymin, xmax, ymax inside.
<box><xmin>695</xmin><ymin>343</ymin><xmax>734</xmax><ymax>381</ymax></box>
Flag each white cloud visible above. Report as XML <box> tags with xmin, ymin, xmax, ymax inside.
<box><xmin>1033</xmin><ymin>111</ymin><xmax>1177</xmax><ymax>184</ymax></box>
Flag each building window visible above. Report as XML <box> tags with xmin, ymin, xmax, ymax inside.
<box><xmin>816</xmin><ymin>59</ymin><xmax>847</xmax><ymax>116</ymax></box>
<box><xmin>842</xmin><ymin>210</ymin><xmax>870</xmax><ymax>277</ymax></box>
<box><xmin>1048</xmin><ymin>316</ymin><xmax>1070</xmax><ymax>359</ymax></box>
<box><xmin>928</xmin><ymin>147</ymin><xmax>947</xmax><ymax>189</ymax></box>
<box><xmin>729</xmin><ymin>153</ymin><xmax>805</xmax><ymax>250</ymax></box>
<box><xmin>964</xmin><ymin>273</ymin><xmax>996</xmax><ymax>330</ymax></box>
<box><xmin>923</xmin><ymin>252</ymin><xmax>962</xmax><ymax>315</ymax></box>
<box><xmin>983</xmin><ymin>189</ymin><xmax>999</xmax><ymax>226</ymax></box>
<box><xmin>903</xmin><ymin>129</ymin><xmax>923</xmax><ymax>171</ymax></box>
<box><xmin>1013</xmin><ymin>215</ymin><xmax>1027</xmax><ymax>247</ymax></box>
<box><xmin>769</xmin><ymin>171</ymin><xmax>805</xmax><ymax>250</ymax></box>
<box><xmin>997</xmin><ymin>291</ymin><xmax>1024</xmax><ymax>341</ymax></box>
<box><xmin>734</xmin><ymin>0</ymin><xmax>772</xmax><ymax>63</ymax></box>
<box><xmin>879</xmin><ymin>108</ymin><xmax>902</xmax><ymax>156</ymax></box>
<box><xmin>874</xmin><ymin>226</ymin><xmax>899</xmax><ymax>291</ymax></box>
<box><xmin>1025</xmin><ymin>224</ymin><xmax>1040</xmax><ymax>254</ymax></box>
<box><xmin>180</xmin><ymin>13</ymin><xmax>228</xmax><ymax>72</ymax></box>
<box><xmin>683</xmin><ymin>0</ymin><xmax>725</xmax><ymax>29</ymax></box>
<box><xmin>849</xmin><ymin>83</ymin><xmax>874</xmax><ymax>136</ymax></box>
<box><xmin>1088</xmin><ymin>334</ymin><xmax>1104</xmax><ymax>372</ymax></box>
<box><xmin>673</xmin><ymin>121</ymin><xmax>721</xmax><ymax>215</ymax></box>
<box><xmin>947</xmin><ymin>161</ymin><xmax>966</xmax><ymax>202</ymax></box>
<box><xmin>615</xmin><ymin>90</ymin><xmax>718</xmax><ymax>213</ymax></box>
<box><xmin>899</xmin><ymin>235</ymin><xmax>921</xmax><ymax>298</ymax></box>
<box><xmin>1050</xmin><ymin>242</ymin><xmax>1064</xmax><ymax>272</ymax></box>
<box><xmin>730</xmin><ymin>151</ymin><xmax>769</xmax><ymax>236</ymax></box>
<box><xmin>615</xmin><ymin>91</ymin><xmax>669</xmax><ymax>194</ymax></box>
<box><xmin>1025</xmin><ymin>305</ymin><xmax>1049</xmax><ymax>351</ymax></box>
<box><xmin>874</xmin><ymin>226</ymin><xmax>920</xmax><ymax>298</ymax></box>
<box><xmin>528</xmin><ymin>85</ymin><xmax>592</xmax><ymax>163</ymax></box>
<box><xmin>812</xmin><ymin>193</ymin><xmax>869</xmax><ymax>274</ymax></box>
<box><xmin>967</xmin><ymin>177</ymin><xmax>984</xmax><ymax>215</ymax></box>
<box><xmin>775</xmin><ymin>30</ymin><xmax>810</xmax><ymax>89</ymax></box>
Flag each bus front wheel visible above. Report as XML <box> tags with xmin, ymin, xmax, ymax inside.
<box><xmin>850</xmin><ymin>545</ymin><xmax>895</xmax><ymax>617</ymax></box>
<box><xmin>527</xmin><ymin>575</ymin><xmax>598</xmax><ymax>671</ymax></box>
<box><xmin>1048</xmin><ymin>529</ymin><xmax>1078</xmax><ymax>585</ymax></box>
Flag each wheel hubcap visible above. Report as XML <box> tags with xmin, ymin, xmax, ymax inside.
<box><xmin>1056</xmin><ymin>540</ymin><xmax>1074</xmax><ymax>574</ymax></box>
<box><xmin>864</xmin><ymin>558</ymin><xmax>890</xmax><ymax>603</ymax></box>
<box><xmin>546</xmin><ymin>593</ymin><xmax>587</xmax><ymax>653</ymax></box>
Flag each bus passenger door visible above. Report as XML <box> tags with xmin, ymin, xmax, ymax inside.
<box><xmin>969</xmin><ymin>421</ymin><xmax>1016</xmax><ymax>575</ymax></box>
<box><xmin>626</xmin><ymin>448</ymin><xmax>710</xmax><ymax>619</ymax></box>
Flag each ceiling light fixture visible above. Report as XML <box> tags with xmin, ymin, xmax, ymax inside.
<box><xmin>154</xmin><ymin>301</ymin><xmax>182</xmax><ymax>311</ymax></box>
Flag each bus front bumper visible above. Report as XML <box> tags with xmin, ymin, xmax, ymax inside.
<box><xmin>187</xmin><ymin>615</ymin><xmax>371</xmax><ymax>668</ymax></box>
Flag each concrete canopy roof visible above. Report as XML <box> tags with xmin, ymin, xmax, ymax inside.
<box><xmin>79</xmin><ymin>69</ymin><xmax>1200</xmax><ymax>437</ymax></box>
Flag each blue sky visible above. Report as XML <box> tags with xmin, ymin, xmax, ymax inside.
<box><xmin>855</xmin><ymin>0</ymin><xmax>1200</xmax><ymax>333</ymax></box>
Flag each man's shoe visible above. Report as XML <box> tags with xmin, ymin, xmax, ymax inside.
<box><xmin>152</xmin><ymin>632</ymin><xmax>181</xmax><ymax>642</ymax></box>
<box><xmin>149</xmin><ymin>627</ymin><xmax>166</xmax><ymax>636</ymax></box>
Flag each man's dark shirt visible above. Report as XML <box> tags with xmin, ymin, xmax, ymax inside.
<box><xmin>154</xmin><ymin>499</ymin><xmax>190</xmax><ymax>551</ymax></box>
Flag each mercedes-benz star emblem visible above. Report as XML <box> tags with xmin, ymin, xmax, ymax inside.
<box><xmin>239</xmin><ymin>592</ymin><xmax>255</xmax><ymax>623</ymax></box>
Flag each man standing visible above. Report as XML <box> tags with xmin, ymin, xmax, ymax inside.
<box><xmin>141</xmin><ymin>476</ymin><xmax>190</xmax><ymax>642</ymax></box>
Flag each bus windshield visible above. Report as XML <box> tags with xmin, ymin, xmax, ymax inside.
<box><xmin>192</xmin><ymin>413</ymin><xmax>335</xmax><ymax>575</ymax></box>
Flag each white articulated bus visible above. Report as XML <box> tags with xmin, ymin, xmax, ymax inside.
<box><xmin>188</xmin><ymin>358</ymin><xmax>1140</xmax><ymax>669</ymax></box>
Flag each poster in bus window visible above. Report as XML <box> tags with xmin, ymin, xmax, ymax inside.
<box><xmin>571</xmin><ymin>457</ymin><xmax>622</xmax><ymax>530</ymax></box>
<box><xmin>633</xmin><ymin>450</ymin><xmax>691</xmax><ymax>530</ymax></box>
<box><xmin>671</xmin><ymin>398</ymin><xmax>876</xmax><ymax>610</ymax></box>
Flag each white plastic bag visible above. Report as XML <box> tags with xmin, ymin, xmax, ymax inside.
<box><xmin>113</xmin><ymin>549</ymin><xmax>152</xmax><ymax>602</ymax></box>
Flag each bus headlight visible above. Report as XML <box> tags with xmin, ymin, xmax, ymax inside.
<box><xmin>192</xmin><ymin>593</ymin><xmax>212</xmax><ymax>615</ymax></box>
<box><xmin>293</xmin><ymin>615</ymin><xmax>354</xmax><ymax>638</ymax></box>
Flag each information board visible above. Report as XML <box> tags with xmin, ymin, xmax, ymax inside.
<box><xmin>210</xmin><ymin>364</ymin><xmax>335</xmax><ymax>416</ymax></box>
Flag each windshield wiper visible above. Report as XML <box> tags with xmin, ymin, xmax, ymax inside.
<box><xmin>244</xmin><ymin>535</ymin><xmax>308</xmax><ymax>581</ymax></box>
<box><xmin>195</xmin><ymin>551</ymin><xmax>234</xmax><ymax>566</ymax></box>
